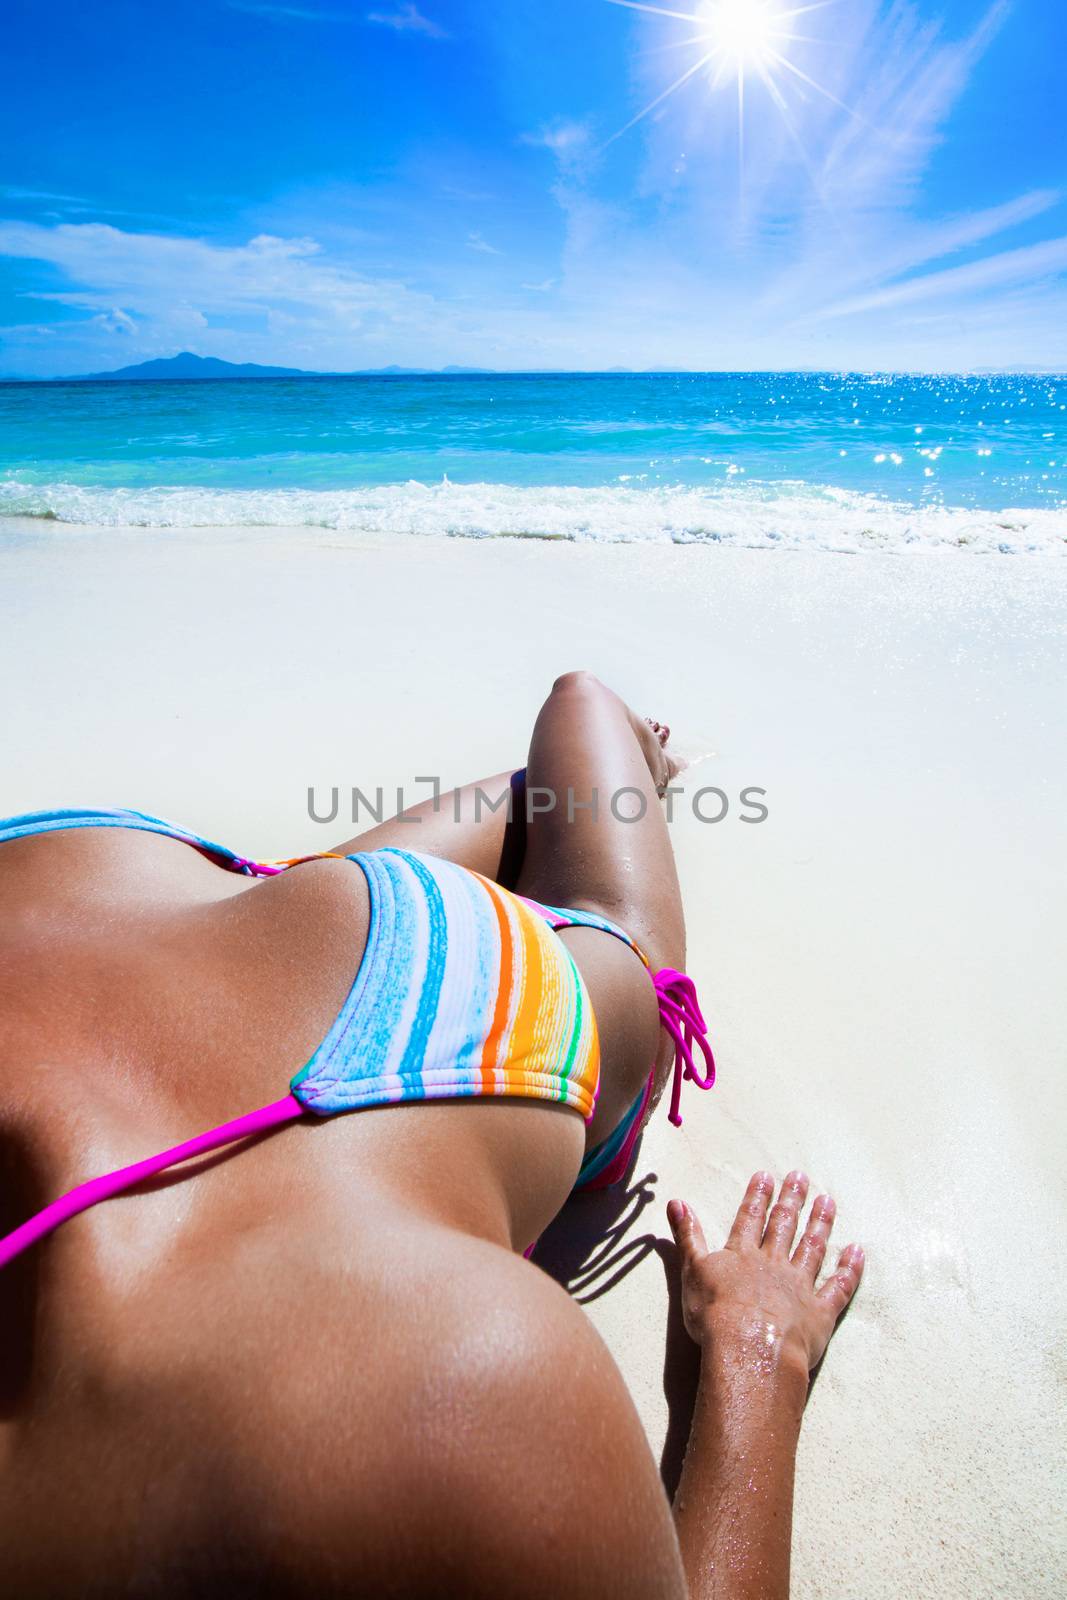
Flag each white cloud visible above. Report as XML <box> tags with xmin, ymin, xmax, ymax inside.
<box><xmin>366</xmin><ymin>4</ymin><xmax>446</xmax><ymax>39</ymax></box>
<box><xmin>0</xmin><ymin>223</ymin><xmax>416</xmax><ymax>320</ymax></box>
<box><xmin>522</xmin><ymin>121</ymin><xmax>595</xmax><ymax>173</ymax></box>
<box><xmin>0</xmin><ymin>320</ymin><xmax>58</xmax><ymax>340</ymax></box>
<box><xmin>521</xmin><ymin>0</ymin><xmax>1067</xmax><ymax>368</ymax></box>
<box><xmin>1</xmin><ymin>185</ymin><xmax>88</xmax><ymax>205</ymax></box>
<box><xmin>467</xmin><ymin>231</ymin><xmax>503</xmax><ymax>256</ymax></box>
<box><xmin>760</xmin><ymin>189</ymin><xmax>1063</xmax><ymax>317</ymax></box>
<box><xmin>818</xmin><ymin>235</ymin><xmax>1067</xmax><ymax>320</ymax></box>
<box><xmin>816</xmin><ymin>2</ymin><xmax>1011</xmax><ymax>211</ymax></box>
<box><xmin>228</xmin><ymin>2</ymin><xmax>347</xmax><ymax>19</ymax></box>
<box><xmin>0</xmin><ymin>220</ymin><xmax>456</xmax><ymax>372</ymax></box>
<box><xmin>89</xmin><ymin>306</ymin><xmax>136</xmax><ymax>334</ymax></box>
<box><xmin>522</xmin><ymin>279</ymin><xmax>557</xmax><ymax>293</ymax></box>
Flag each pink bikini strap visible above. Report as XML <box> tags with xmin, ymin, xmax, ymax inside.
<box><xmin>0</xmin><ymin>972</ymin><xmax>715</xmax><ymax>1271</ymax></box>
<box><xmin>229</xmin><ymin>856</ymin><xmax>287</xmax><ymax>877</ymax></box>
<box><xmin>0</xmin><ymin>1094</ymin><xmax>304</xmax><ymax>1272</ymax></box>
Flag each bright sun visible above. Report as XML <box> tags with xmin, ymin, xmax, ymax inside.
<box><xmin>697</xmin><ymin>0</ymin><xmax>785</xmax><ymax>71</ymax></box>
<box><xmin>605</xmin><ymin>0</ymin><xmax>844</xmax><ymax>159</ymax></box>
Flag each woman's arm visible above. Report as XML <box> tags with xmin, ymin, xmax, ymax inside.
<box><xmin>668</xmin><ymin>1172</ymin><xmax>865</xmax><ymax>1600</ymax></box>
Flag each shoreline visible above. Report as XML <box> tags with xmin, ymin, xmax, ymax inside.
<box><xmin>2</xmin><ymin>482</ymin><xmax>1065</xmax><ymax>556</ymax></box>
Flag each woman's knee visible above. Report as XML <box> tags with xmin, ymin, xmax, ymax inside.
<box><xmin>550</xmin><ymin>669</ymin><xmax>607</xmax><ymax>699</ymax></box>
<box><xmin>547</xmin><ymin>670</ymin><xmax>630</xmax><ymax>728</ymax></box>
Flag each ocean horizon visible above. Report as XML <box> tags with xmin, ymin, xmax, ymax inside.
<box><xmin>3</xmin><ymin>371</ymin><xmax>1064</xmax><ymax>555</ymax></box>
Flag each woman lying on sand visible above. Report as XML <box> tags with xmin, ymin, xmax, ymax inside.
<box><xmin>0</xmin><ymin>671</ymin><xmax>862</xmax><ymax>1599</ymax></box>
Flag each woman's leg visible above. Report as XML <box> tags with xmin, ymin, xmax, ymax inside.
<box><xmin>514</xmin><ymin>672</ymin><xmax>686</xmax><ymax>1151</ymax></box>
<box><xmin>328</xmin><ymin>769</ymin><xmax>526</xmax><ymax>884</ymax></box>
<box><xmin>332</xmin><ymin>671</ymin><xmax>685</xmax><ymax>1152</ymax></box>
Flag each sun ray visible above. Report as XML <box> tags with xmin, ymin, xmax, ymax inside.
<box><xmin>737</xmin><ymin>60</ymin><xmax>745</xmax><ymax>195</ymax></box>
<box><xmin>766</xmin><ymin>47</ymin><xmax>867</xmax><ymax>124</ymax></box>
<box><xmin>750</xmin><ymin>55</ymin><xmax>861</xmax><ymax>272</ymax></box>
<box><xmin>645</xmin><ymin>32</ymin><xmax>734</xmax><ymax>55</ymax></box>
<box><xmin>604</xmin><ymin>0</ymin><xmax>857</xmax><ymax>190</ymax></box>
<box><xmin>604</xmin><ymin>49</ymin><xmax>718</xmax><ymax>145</ymax></box>
<box><xmin>605</xmin><ymin>0</ymin><xmax>706</xmax><ymax>22</ymax></box>
<box><xmin>754</xmin><ymin>59</ymin><xmax>789</xmax><ymax>114</ymax></box>
<box><xmin>711</xmin><ymin>53</ymin><xmax>733</xmax><ymax>88</ymax></box>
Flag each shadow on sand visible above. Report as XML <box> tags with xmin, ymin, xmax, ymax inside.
<box><xmin>530</xmin><ymin>1137</ymin><xmax>702</xmax><ymax>1497</ymax></box>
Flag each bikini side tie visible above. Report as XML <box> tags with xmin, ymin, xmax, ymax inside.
<box><xmin>652</xmin><ymin>967</ymin><xmax>717</xmax><ymax>1127</ymax></box>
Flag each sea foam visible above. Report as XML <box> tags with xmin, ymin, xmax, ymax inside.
<box><xmin>1</xmin><ymin>476</ymin><xmax>1064</xmax><ymax>556</ymax></box>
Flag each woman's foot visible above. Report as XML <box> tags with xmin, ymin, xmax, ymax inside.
<box><xmin>636</xmin><ymin>713</ymin><xmax>685</xmax><ymax>794</ymax></box>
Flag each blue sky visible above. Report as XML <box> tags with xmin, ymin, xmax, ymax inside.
<box><xmin>1</xmin><ymin>0</ymin><xmax>1064</xmax><ymax>375</ymax></box>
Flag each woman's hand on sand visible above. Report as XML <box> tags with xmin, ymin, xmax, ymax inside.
<box><xmin>667</xmin><ymin>1172</ymin><xmax>864</xmax><ymax>1379</ymax></box>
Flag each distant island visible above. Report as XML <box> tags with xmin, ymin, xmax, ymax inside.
<box><xmin>51</xmin><ymin>353</ymin><xmax>499</xmax><ymax>382</ymax></box>
<box><xmin>6</xmin><ymin>355</ymin><xmax>1063</xmax><ymax>383</ymax></box>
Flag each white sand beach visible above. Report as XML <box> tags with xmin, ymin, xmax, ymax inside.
<box><xmin>2</xmin><ymin>519</ymin><xmax>1065</xmax><ymax>1598</ymax></box>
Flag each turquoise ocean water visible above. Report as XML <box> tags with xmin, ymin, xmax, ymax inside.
<box><xmin>1</xmin><ymin>372</ymin><xmax>1064</xmax><ymax>554</ymax></box>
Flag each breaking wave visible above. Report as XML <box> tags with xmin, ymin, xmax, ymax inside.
<box><xmin>1</xmin><ymin>476</ymin><xmax>1064</xmax><ymax>555</ymax></box>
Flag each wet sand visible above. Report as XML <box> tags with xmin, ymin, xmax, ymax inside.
<box><xmin>2</xmin><ymin>520</ymin><xmax>1065</xmax><ymax>1597</ymax></box>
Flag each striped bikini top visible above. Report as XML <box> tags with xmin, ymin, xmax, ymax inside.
<box><xmin>0</xmin><ymin>809</ymin><xmax>715</xmax><ymax>1268</ymax></box>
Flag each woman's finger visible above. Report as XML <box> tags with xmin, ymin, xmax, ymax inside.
<box><xmin>666</xmin><ymin>1199</ymin><xmax>709</xmax><ymax>1264</ymax></box>
<box><xmin>725</xmin><ymin>1171</ymin><xmax>775</xmax><ymax>1250</ymax></box>
<box><xmin>816</xmin><ymin>1244</ymin><xmax>865</xmax><ymax>1314</ymax></box>
<box><xmin>791</xmin><ymin>1193</ymin><xmax>836</xmax><ymax>1278</ymax></box>
<box><xmin>763</xmin><ymin>1171</ymin><xmax>809</xmax><ymax>1256</ymax></box>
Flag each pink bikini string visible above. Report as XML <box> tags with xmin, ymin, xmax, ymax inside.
<box><xmin>229</xmin><ymin>855</ymin><xmax>288</xmax><ymax>877</ymax></box>
<box><xmin>0</xmin><ymin>975</ymin><xmax>715</xmax><ymax>1271</ymax></box>
<box><xmin>571</xmin><ymin>969</ymin><xmax>715</xmax><ymax>1197</ymax></box>
<box><xmin>653</xmin><ymin>967</ymin><xmax>716</xmax><ymax>1126</ymax></box>
<box><xmin>0</xmin><ymin>1094</ymin><xmax>304</xmax><ymax>1272</ymax></box>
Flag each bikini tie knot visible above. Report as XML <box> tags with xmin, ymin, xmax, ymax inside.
<box><xmin>652</xmin><ymin>967</ymin><xmax>716</xmax><ymax>1128</ymax></box>
<box><xmin>230</xmin><ymin>855</ymin><xmax>286</xmax><ymax>877</ymax></box>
